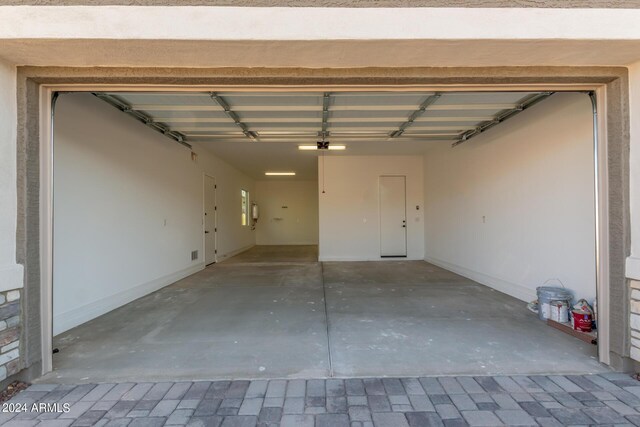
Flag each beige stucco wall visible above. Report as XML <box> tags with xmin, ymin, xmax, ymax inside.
<box><xmin>626</xmin><ymin>61</ymin><xmax>640</xmax><ymax>365</ymax></box>
<box><xmin>2</xmin><ymin>7</ymin><xmax>640</xmax><ymax>68</ymax></box>
<box><xmin>0</xmin><ymin>59</ymin><xmax>23</xmax><ymax>383</ymax></box>
<box><xmin>628</xmin><ymin>62</ymin><xmax>640</xmax><ymax>280</ymax></box>
<box><xmin>0</xmin><ymin>60</ymin><xmax>21</xmax><ymax>294</ymax></box>
<box><xmin>3</xmin><ymin>0</ymin><xmax>640</xmax><ymax>6</ymax></box>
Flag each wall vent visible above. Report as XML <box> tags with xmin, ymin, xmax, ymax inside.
<box><xmin>191</xmin><ymin>250</ymin><xmax>199</xmax><ymax>261</ymax></box>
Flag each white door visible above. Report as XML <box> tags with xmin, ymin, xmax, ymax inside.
<box><xmin>379</xmin><ymin>176</ymin><xmax>407</xmax><ymax>257</ymax></box>
<box><xmin>204</xmin><ymin>175</ymin><xmax>217</xmax><ymax>265</ymax></box>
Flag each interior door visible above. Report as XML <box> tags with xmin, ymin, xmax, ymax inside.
<box><xmin>204</xmin><ymin>175</ymin><xmax>217</xmax><ymax>265</ymax></box>
<box><xmin>379</xmin><ymin>175</ymin><xmax>407</xmax><ymax>257</ymax></box>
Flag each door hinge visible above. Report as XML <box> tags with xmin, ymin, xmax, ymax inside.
<box><xmin>215</xmin><ymin>228</ymin><xmax>217</xmax><ymax>232</ymax></box>
<box><xmin>215</xmin><ymin>185</ymin><xmax>217</xmax><ymax>189</ymax></box>
<box><xmin>214</xmin><ymin>206</ymin><xmax>217</xmax><ymax>211</ymax></box>
<box><xmin>215</xmin><ymin>249</ymin><xmax>218</xmax><ymax>254</ymax></box>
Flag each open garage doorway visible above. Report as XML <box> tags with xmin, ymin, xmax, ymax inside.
<box><xmin>45</xmin><ymin>88</ymin><xmax>607</xmax><ymax>382</ymax></box>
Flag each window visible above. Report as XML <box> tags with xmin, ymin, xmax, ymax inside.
<box><xmin>241</xmin><ymin>189</ymin><xmax>249</xmax><ymax>226</ymax></box>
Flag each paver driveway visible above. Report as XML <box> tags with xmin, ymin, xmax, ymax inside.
<box><xmin>3</xmin><ymin>374</ymin><xmax>640</xmax><ymax>426</ymax></box>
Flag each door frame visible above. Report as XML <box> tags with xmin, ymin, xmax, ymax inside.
<box><xmin>203</xmin><ymin>174</ymin><xmax>218</xmax><ymax>266</ymax></box>
<box><xmin>379</xmin><ymin>175</ymin><xmax>408</xmax><ymax>258</ymax></box>
<box><xmin>37</xmin><ymin>82</ymin><xmax>610</xmax><ymax>375</ymax></box>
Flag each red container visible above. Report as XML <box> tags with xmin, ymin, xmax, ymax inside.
<box><xmin>572</xmin><ymin>309</ymin><xmax>592</xmax><ymax>332</ymax></box>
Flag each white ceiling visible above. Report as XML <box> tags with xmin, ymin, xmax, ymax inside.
<box><xmin>101</xmin><ymin>91</ymin><xmax>548</xmax><ymax>180</ymax></box>
<box><xmin>190</xmin><ymin>139</ymin><xmax>444</xmax><ymax>180</ymax></box>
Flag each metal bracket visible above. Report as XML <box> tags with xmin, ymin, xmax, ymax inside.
<box><xmin>92</xmin><ymin>93</ymin><xmax>191</xmax><ymax>149</ymax></box>
<box><xmin>390</xmin><ymin>93</ymin><xmax>441</xmax><ymax>138</ymax></box>
<box><xmin>210</xmin><ymin>92</ymin><xmax>258</xmax><ymax>141</ymax></box>
<box><xmin>452</xmin><ymin>92</ymin><xmax>554</xmax><ymax>147</ymax></box>
<box><xmin>319</xmin><ymin>92</ymin><xmax>331</xmax><ymax>140</ymax></box>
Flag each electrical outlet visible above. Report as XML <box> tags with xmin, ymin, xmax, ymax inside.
<box><xmin>191</xmin><ymin>250</ymin><xmax>198</xmax><ymax>261</ymax></box>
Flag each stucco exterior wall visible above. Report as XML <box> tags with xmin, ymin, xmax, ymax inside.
<box><xmin>0</xmin><ymin>60</ymin><xmax>22</xmax><ymax>383</ymax></box>
<box><xmin>628</xmin><ymin>62</ymin><xmax>640</xmax><ymax>280</ymax></box>
<box><xmin>3</xmin><ymin>7</ymin><xmax>640</xmax><ymax>68</ymax></box>
<box><xmin>0</xmin><ymin>60</ymin><xmax>22</xmax><ymax>294</ymax></box>
<box><xmin>626</xmin><ymin>62</ymin><xmax>640</xmax><ymax>366</ymax></box>
<box><xmin>3</xmin><ymin>0</ymin><xmax>640</xmax><ymax>7</ymax></box>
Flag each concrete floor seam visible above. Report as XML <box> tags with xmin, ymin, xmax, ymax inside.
<box><xmin>320</xmin><ymin>261</ymin><xmax>335</xmax><ymax>378</ymax></box>
<box><xmin>46</xmin><ymin>246</ymin><xmax>607</xmax><ymax>382</ymax></box>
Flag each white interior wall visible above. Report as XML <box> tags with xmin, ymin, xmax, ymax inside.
<box><xmin>195</xmin><ymin>145</ymin><xmax>256</xmax><ymax>261</ymax></box>
<box><xmin>254</xmin><ymin>180</ymin><xmax>319</xmax><ymax>245</ymax></box>
<box><xmin>53</xmin><ymin>93</ymin><xmax>255</xmax><ymax>335</ymax></box>
<box><xmin>0</xmin><ymin>59</ymin><xmax>22</xmax><ymax>293</ymax></box>
<box><xmin>319</xmin><ymin>155</ymin><xmax>424</xmax><ymax>261</ymax></box>
<box><xmin>423</xmin><ymin>92</ymin><xmax>596</xmax><ymax>302</ymax></box>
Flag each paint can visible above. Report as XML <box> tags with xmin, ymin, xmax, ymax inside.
<box><xmin>549</xmin><ymin>300</ymin><xmax>569</xmax><ymax>323</ymax></box>
<box><xmin>536</xmin><ymin>286</ymin><xmax>573</xmax><ymax>321</ymax></box>
<box><xmin>572</xmin><ymin>309</ymin><xmax>592</xmax><ymax>332</ymax></box>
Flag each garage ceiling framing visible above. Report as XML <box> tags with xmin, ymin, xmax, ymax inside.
<box><xmin>452</xmin><ymin>91</ymin><xmax>554</xmax><ymax>147</ymax></box>
<box><xmin>389</xmin><ymin>93</ymin><xmax>441</xmax><ymax>138</ymax></box>
<box><xmin>320</xmin><ymin>92</ymin><xmax>330</xmax><ymax>140</ymax></box>
<box><xmin>92</xmin><ymin>90</ymin><xmax>556</xmax><ymax>147</ymax></box>
<box><xmin>210</xmin><ymin>92</ymin><xmax>258</xmax><ymax>141</ymax></box>
<box><xmin>92</xmin><ymin>92</ymin><xmax>191</xmax><ymax>148</ymax></box>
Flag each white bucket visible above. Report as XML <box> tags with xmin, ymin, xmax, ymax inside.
<box><xmin>548</xmin><ymin>300</ymin><xmax>569</xmax><ymax>323</ymax></box>
<box><xmin>537</xmin><ymin>286</ymin><xmax>573</xmax><ymax>321</ymax></box>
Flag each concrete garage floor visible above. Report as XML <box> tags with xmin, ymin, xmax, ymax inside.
<box><xmin>45</xmin><ymin>245</ymin><xmax>607</xmax><ymax>383</ymax></box>
<box><xmin>323</xmin><ymin>262</ymin><xmax>604</xmax><ymax>377</ymax></box>
<box><xmin>223</xmin><ymin>245</ymin><xmax>319</xmax><ymax>264</ymax></box>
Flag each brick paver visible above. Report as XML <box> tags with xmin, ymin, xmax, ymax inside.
<box><xmin>4</xmin><ymin>374</ymin><xmax>640</xmax><ymax>426</ymax></box>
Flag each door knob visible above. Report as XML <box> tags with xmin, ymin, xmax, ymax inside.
<box><xmin>205</xmin><ymin>231</ymin><xmax>210</xmax><ymax>234</ymax></box>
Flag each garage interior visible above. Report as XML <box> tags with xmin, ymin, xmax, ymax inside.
<box><xmin>46</xmin><ymin>89</ymin><xmax>605</xmax><ymax>382</ymax></box>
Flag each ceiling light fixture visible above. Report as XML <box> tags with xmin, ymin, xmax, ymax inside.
<box><xmin>298</xmin><ymin>145</ymin><xmax>346</xmax><ymax>151</ymax></box>
<box><xmin>265</xmin><ymin>172</ymin><xmax>296</xmax><ymax>176</ymax></box>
